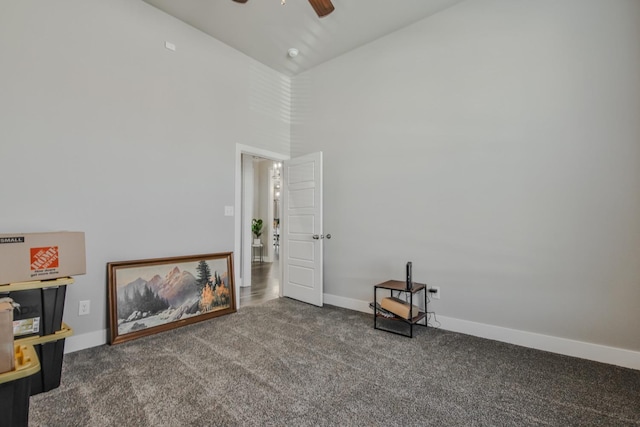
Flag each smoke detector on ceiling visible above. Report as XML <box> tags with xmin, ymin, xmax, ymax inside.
<box><xmin>287</xmin><ymin>48</ymin><xmax>299</xmax><ymax>58</ymax></box>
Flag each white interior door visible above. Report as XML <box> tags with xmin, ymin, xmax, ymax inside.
<box><xmin>282</xmin><ymin>152</ymin><xmax>323</xmax><ymax>306</ymax></box>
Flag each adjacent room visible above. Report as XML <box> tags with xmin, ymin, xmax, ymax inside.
<box><xmin>1</xmin><ymin>0</ymin><xmax>639</xmax><ymax>425</ymax></box>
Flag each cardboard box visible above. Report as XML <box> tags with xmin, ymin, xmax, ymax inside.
<box><xmin>0</xmin><ymin>301</ymin><xmax>14</xmax><ymax>374</ymax></box>
<box><xmin>0</xmin><ymin>232</ymin><xmax>85</xmax><ymax>285</ymax></box>
<box><xmin>380</xmin><ymin>297</ymin><xmax>421</xmax><ymax>320</ymax></box>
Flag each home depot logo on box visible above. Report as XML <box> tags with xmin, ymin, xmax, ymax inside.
<box><xmin>0</xmin><ymin>231</ymin><xmax>85</xmax><ymax>284</ymax></box>
<box><xmin>30</xmin><ymin>246</ymin><xmax>59</xmax><ymax>270</ymax></box>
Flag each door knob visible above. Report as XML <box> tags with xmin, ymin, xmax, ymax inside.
<box><xmin>325</xmin><ymin>234</ymin><xmax>331</xmax><ymax>239</ymax></box>
<box><xmin>312</xmin><ymin>234</ymin><xmax>320</xmax><ymax>240</ymax></box>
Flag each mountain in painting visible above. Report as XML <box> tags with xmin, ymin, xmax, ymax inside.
<box><xmin>119</xmin><ymin>277</ymin><xmax>148</xmax><ymax>298</ymax></box>
<box><xmin>119</xmin><ymin>266</ymin><xmax>198</xmax><ymax>308</ymax></box>
<box><xmin>155</xmin><ymin>266</ymin><xmax>198</xmax><ymax>307</ymax></box>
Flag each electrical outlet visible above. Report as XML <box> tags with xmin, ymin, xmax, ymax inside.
<box><xmin>430</xmin><ymin>286</ymin><xmax>441</xmax><ymax>300</ymax></box>
<box><xmin>79</xmin><ymin>300</ymin><xmax>90</xmax><ymax>316</ymax></box>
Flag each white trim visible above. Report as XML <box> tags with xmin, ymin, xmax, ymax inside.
<box><xmin>324</xmin><ymin>293</ymin><xmax>640</xmax><ymax>371</ymax></box>
<box><xmin>324</xmin><ymin>293</ymin><xmax>371</xmax><ymax>313</ymax></box>
<box><xmin>64</xmin><ymin>329</ymin><xmax>108</xmax><ymax>354</ymax></box>
<box><xmin>241</xmin><ymin>155</ymin><xmax>254</xmax><ymax>289</ymax></box>
<box><xmin>64</xmin><ymin>293</ymin><xmax>640</xmax><ymax>370</ymax></box>
<box><xmin>436</xmin><ymin>315</ymin><xmax>640</xmax><ymax>371</ymax></box>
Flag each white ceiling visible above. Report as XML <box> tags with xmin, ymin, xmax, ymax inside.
<box><xmin>143</xmin><ymin>0</ymin><xmax>465</xmax><ymax>76</ymax></box>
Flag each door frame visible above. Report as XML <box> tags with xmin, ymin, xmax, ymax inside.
<box><xmin>234</xmin><ymin>144</ymin><xmax>289</xmax><ymax>308</ymax></box>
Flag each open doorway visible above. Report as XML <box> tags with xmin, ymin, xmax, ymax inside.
<box><xmin>240</xmin><ymin>156</ymin><xmax>281</xmax><ymax>307</ymax></box>
<box><xmin>234</xmin><ymin>144</ymin><xmax>288</xmax><ymax>309</ymax></box>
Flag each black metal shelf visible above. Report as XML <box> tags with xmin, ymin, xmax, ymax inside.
<box><xmin>373</xmin><ymin>280</ymin><xmax>428</xmax><ymax>338</ymax></box>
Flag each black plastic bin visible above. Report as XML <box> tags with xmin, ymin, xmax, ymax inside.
<box><xmin>1</xmin><ymin>278</ymin><xmax>74</xmax><ymax>397</ymax></box>
<box><xmin>1</xmin><ymin>283</ymin><xmax>67</xmax><ymax>338</ymax></box>
<box><xmin>0</xmin><ymin>344</ymin><xmax>40</xmax><ymax>427</ymax></box>
<box><xmin>16</xmin><ymin>323</ymin><xmax>72</xmax><ymax>396</ymax></box>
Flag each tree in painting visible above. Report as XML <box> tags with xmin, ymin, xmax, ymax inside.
<box><xmin>195</xmin><ymin>260</ymin><xmax>212</xmax><ymax>292</ymax></box>
<box><xmin>118</xmin><ymin>284</ymin><xmax>170</xmax><ymax>320</ymax></box>
<box><xmin>199</xmin><ymin>269</ymin><xmax>231</xmax><ymax>313</ymax></box>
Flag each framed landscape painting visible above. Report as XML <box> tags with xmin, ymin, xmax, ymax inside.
<box><xmin>107</xmin><ymin>252</ymin><xmax>235</xmax><ymax>345</ymax></box>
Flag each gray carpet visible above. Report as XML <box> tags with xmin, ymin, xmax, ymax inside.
<box><xmin>29</xmin><ymin>298</ymin><xmax>640</xmax><ymax>426</ymax></box>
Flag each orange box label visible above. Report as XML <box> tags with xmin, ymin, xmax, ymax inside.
<box><xmin>30</xmin><ymin>246</ymin><xmax>59</xmax><ymax>270</ymax></box>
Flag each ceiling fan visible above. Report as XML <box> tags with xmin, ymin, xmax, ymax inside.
<box><xmin>232</xmin><ymin>0</ymin><xmax>335</xmax><ymax>18</ymax></box>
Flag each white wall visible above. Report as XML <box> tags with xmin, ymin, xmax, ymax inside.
<box><xmin>291</xmin><ymin>0</ymin><xmax>640</xmax><ymax>353</ymax></box>
<box><xmin>2</xmin><ymin>0</ymin><xmax>638</xmax><ymax>365</ymax></box>
<box><xmin>0</xmin><ymin>0</ymin><xmax>290</xmax><ymax>349</ymax></box>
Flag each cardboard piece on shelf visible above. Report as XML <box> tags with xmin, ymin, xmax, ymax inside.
<box><xmin>0</xmin><ymin>232</ymin><xmax>85</xmax><ymax>285</ymax></box>
<box><xmin>0</xmin><ymin>300</ymin><xmax>14</xmax><ymax>373</ymax></box>
<box><xmin>380</xmin><ymin>296</ymin><xmax>420</xmax><ymax>320</ymax></box>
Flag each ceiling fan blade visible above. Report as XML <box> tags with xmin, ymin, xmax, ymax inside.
<box><xmin>308</xmin><ymin>0</ymin><xmax>334</xmax><ymax>17</ymax></box>
<box><xmin>232</xmin><ymin>0</ymin><xmax>248</xmax><ymax>3</ymax></box>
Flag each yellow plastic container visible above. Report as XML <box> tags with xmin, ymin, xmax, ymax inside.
<box><xmin>15</xmin><ymin>322</ymin><xmax>74</xmax><ymax>347</ymax></box>
<box><xmin>15</xmin><ymin>322</ymin><xmax>73</xmax><ymax>395</ymax></box>
<box><xmin>0</xmin><ymin>344</ymin><xmax>41</xmax><ymax>426</ymax></box>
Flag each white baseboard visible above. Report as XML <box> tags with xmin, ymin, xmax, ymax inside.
<box><xmin>64</xmin><ymin>329</ymin><xmax>108</xmax><ymax>354</ymax></box>
<box><xmin>62</xmin><ymin>294</ymin><xmax>640</xmax><ymax>370</ymax></box>
<box><xmin>324</xmin><ymin>293</ymin><xmax>640</xmax><ymax>371</ymax></box>
<box><xmin>324</xmin><ymin>293</ymin><xmax>371</xmax><ymax>312</ymax></box>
